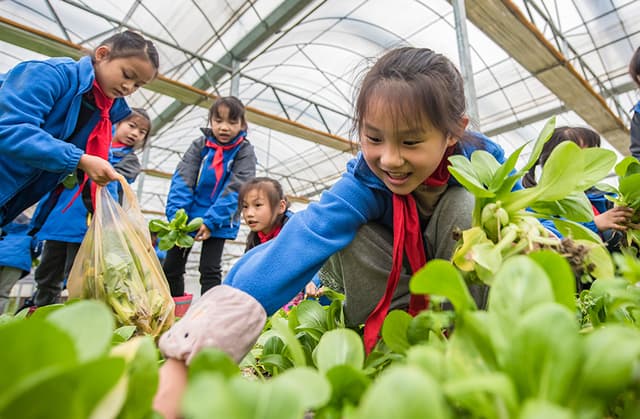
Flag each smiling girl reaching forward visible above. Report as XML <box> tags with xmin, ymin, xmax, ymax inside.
<box><xmin>154</xmin><ymin>47</ymin><xmax>509</xmax><ymax>418</ymax></box>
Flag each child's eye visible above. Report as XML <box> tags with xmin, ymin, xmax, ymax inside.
<box><xmin>403</xmin><ymin>139</ymin><xmax>422</xmax><ymax>146</ymax></box>
<box><xmin>365</xmin><ymin>135</ymin><xmax>381</xmax><ymax>143</ymax></box>
<box><xmin>123</xmin><ymin>71</ymin><xmax>132</xmax><ymax>79</ymax></box>
<box><xmin>140</xmin><ymin>129</ymin><xmax>149</xmax><ymax>136</ymax></box>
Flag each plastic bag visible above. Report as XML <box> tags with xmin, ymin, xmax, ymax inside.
<box><xmin>67</xmin><ymin>176</ymin><xmax>175</xmax><ymax>337</ymax></box>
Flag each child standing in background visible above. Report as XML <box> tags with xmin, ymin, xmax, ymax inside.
<box><xmin>162</xmin><ymin>96</ymin><xmax>257</xmax><ymax>297</ymax></box>
<box><xmin>239</xmin><ymin>177</ymin><xmax>319</xmax><ymax>311</ymax></box>
<box><xmin>154</xmin><ymin>47</ymin><xmax>512</xmax><ymax>418</ymax></box>
<box><xmin>28</xmin><ymin>109</ymin><xmax>152</xmax><ymax>307</ymax></box>
<box><xmin>0</xmin><ymin>30</ymin><xmax>159</xmax><ymax>228</ymax></box>
<box><xmin>629</xmin><ymin>46</ymin><xmax>640</xmax><ymax>160</ymax></box>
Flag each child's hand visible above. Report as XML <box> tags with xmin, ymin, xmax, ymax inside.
<box><xmin>78</xmin><ymin>154</ymin><xmax>119</xmax><ymax>186</ymax></box>
<box><xmin>305</xmin><ymin>281</ymin><xmax>324</xmax><ymax>298</ymax></box>
<box><xmin>594</xmin><ymin>206</ymin><xmax>634</xmax><ymax>232</ymax></box>
<box><xmin>153</xmin><ymin>358</ymin><xmax>188</xmax><ymax>419</ymax></box>
<box><xmin>194</xmin><ymin>224</ymin><xmax>211</xmax><ymax>241</ymax></box>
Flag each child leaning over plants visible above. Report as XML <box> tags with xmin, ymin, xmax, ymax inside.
<box><xmin>27</xmin><ymin>108</ymin><xmax>152</xmax><ymax>307</ymax></box>
<box><xmin>239</xmin><ymin>177</ymin><xmax>321</xmax><ymax>311</ymax></box>
<box><xmin>162</xmin><ymin>96</ymin><xmax>257</xmax><ymax>298</ymax></box>
<box><xmin>0</xmin><ymin>30</ymin><xmax>159</xmax><ymax>228</ymax></box>
<box><xmin>153</xmin><ymin>47</ymin><xmax>520</xmax><ymax>418</ymax></box>
<box><xmin>522</xmin><ymin>126</ymin><xmax>633</xmax><ymax>254</ymax></box>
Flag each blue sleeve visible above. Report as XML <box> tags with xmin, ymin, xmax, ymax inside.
<box><xmin>225</xmin><ymin>173</ymin><xmax>384</xmax><ymax>315</ymax></box>
<box><xmin>165</xmin><ymin>141</ymin><xmax>200</xmax><ymax>221</ymax></box>
<box><xmin>0</xmin><ymin>61</ymin><xmax>83</xmax><ymax>173</ymax></box>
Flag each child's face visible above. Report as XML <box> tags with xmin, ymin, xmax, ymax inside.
<box><xmin>113</xmin><ymin>114</ymin><xmax>150</xmax><ymax>148</ymax></box>
<box><xmin>211</xmin><ymin>105</ymin><xmax>244</xmax><ymax>143</ymax></box>
<box><xmin>242</xmin><ymin>188</ymin><xmax>285</xmax><ymax>234</ymax></box>
<box><xmin>93</xmin><ymin>46</ymin><xmax>156</xmax><ymax>99</ymax></box>
<box><xmin>360</xmin><ymin>100</ymin><xmax>457</xmax><ymax>195</ymax></box>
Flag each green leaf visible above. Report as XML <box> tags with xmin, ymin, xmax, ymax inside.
<box><xmin>443</xmin><ymin>373</ymin><xmax>518</xmax><ymax>418</ymax></box>
<box><xmin>580</xmin><ymin>325</ymin><xmax>640</xmax><ymax>399</ymax></box>
<box><xmin>185</xmin><ymin>217</ymin><xmax>204</xmax><ymax>233</ymax></box>
<box><xmin>112</xmin><ymin>336</ymin><xmax>159</xmax><ymax>419</ymax></box>
<box><xmin>536</xmin><ymin>141</ymin><xmax>584</xmax><ymax>200</ymax></box>
<box><xmin>409</xmin><ymin>259</ymin><xmax>477</xmax><ymax>312</ymax></box>
<box><xmin>182</xmin><ymin>374</ymin><xmax>253</xmax><ymax>419</ymax></box>
<box><xmin>314</xmin><ymin>329</ymin><xmax>364</xmax><ymax>372</ymax></box>
<box><xmin>270</xmin><ymin>367</ymin><xmax>331</xmax><ymax>410</ymax></box>
<box><xmin>175</xmin><ymin>233</ymin><xmax>195</xmax><ymax>248</ymax></box>
<box><xmin>490</xmin><ymin>143</ymin><xmax>527</xmax><ymax>192</ymax></box>
<box><xmin>470</xmin><ymin>150</ymin><xmax>501</xmax><ymax>187</ymax></box>
<box><xmin>488</xmin><ymin>256</ymin><xmax>555</xmax><ymax>331</ymax></box>
<box><xmin>112</xmin><ymin>325</ymin><xmax>137</xmax><ymax>344</ymax></box>
<box><xmin>380</xmin><ymin>310</ymin><xmax>412</xmax><ymax>354</ymax></box>
<box><xmin>552</xmin><ymin>218</ymin><xmax>603</xmax><ymax>243</ymax></box>
<box><xmin>323</xmin><ymin>365</ymin><xmax>370</xmax><ymax>410</ymax></box>
<box><xmin>518</xmin><ymin>116</ymin><xmax>556</xmax><ymax>175</ymax></box>
<box><xmin>0</xmin><ymin>357</ymin><xmax>127</xmax><ymax>419</ymax></box>
<box><xmin>189</xmin><ymin>348</ymin><xmax>240</xmax><ymax>380</ymax></box>
<box><xmin>354</xmin><ymin>366</ymin><xmax>450</xmax><ymax>419</ymax></box>
<box><xmin>148</xmin><ymin>219</ymin><xmax>170</xmax><ymax>233</ymax></box>
<box><xmin>615</xmin><ymin>156</ymin><xmax>640</xmax><ymax>177</ymax></box>
<box><xmin>519</xmin><ymin>400</ymin><xmax>573</xmax><ymax>419</ymax></box>
<box><xmin>47</xmin><ymin>300</ymin><xmax>114</xmax><ymax>362</ymax></box>
<box><xmin>529</xmin><ymin>192</ymin><xmax>593</xmax><ymax>222</ymax></box>
<box><xmin>504</xmin><ymin>303</ymin><xmax>581</xmax><ymax>404</ymax></box>
<box><xmin>577</xmin><ymin>148</ymin><xmax>617</xmax><ymax>191</ymax></box>
<box><xmin>271</xmin><ymin>317</ymin><xmax>307</xmax><ymax>367</ymax></box>
<box><xmin>528</xmin><ymin>250</ymin><xmax>576</xmax><ymax>311</ymax></box>
<box><xmin>448</xmin><ymin>156</ymin><xmax>495</xmax><ymax>198</ymax></box>
<box><xmin>0</xmin><ymin>319</ymin><xmax>78</xmax><ymax>411</ymax></box>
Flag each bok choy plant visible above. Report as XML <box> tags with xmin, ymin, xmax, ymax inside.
<box><xmin>449</xmin><ymin>117</ymin><xmax>617</xmax><ymax>284</ymax></box>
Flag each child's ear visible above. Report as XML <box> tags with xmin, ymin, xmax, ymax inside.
<box><xmin>94</xmin><ymin>45</ymin><xmax>111</xmax><ymax>62</ymax></box>
<box><xmin>277</xmin><ymin>199</ymin><xmax>287</xmax><ymax>215</ymax></box>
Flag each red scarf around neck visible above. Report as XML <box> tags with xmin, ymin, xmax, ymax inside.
<box><xmin>363</xmin><ymin>145</ymin><xmax>455</xmax><ymax>354</ymax></box>
<box><xmin>257</xmin><ymin>224</ymin><xmax>283</xmax><ymax>244</ymax></box>
<box><xmin>205</xmin><ymin>135</ymin><xmax>244</xmax><ymax>197</ymax></box>
<box><xmin>64</xmin><ymin>80</ymin><xmax>114</xmax><ymax>211</ymax></box>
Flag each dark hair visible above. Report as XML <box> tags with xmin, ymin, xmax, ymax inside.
<box><xmin>522</xmin><ymin>126</ymin><xmax>601</xmax><ymax>188</ymax></box>
<box><xmin>94</xmin><ymin>30</ymin><xmax>159</xmax><ymax>76</ymax></box>
<box><xmin>124</xmin><ymin>107</ymin><xmax>152</xmax><ymax>149</ymax></box>
<box><xmin>630</xmin><ymin>46</ymin><xmax>640</xmax><ymax>88</ymax></box>
<box><xmin>239</xmin><ymin>177</ymin><xmax>290</xmax><ymax>250</ymax></box>
<box><xmin>209</xmin><ymin>96</ymin><xmax>248</xmax><ymax>131</ymax></box>
<box><xmin>353</xmin><ymin>47</ymin><xmax>467</xmax><ymax>142</ymax></box>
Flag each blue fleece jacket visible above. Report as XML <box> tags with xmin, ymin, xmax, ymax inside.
<box><xmin>0</xmin><ymin>56</ymin><xmax>130</xmax><ymax>227</ymax></box>
<box><xmin>225</xmin><ymin>133</ymin><xmax>506</xmax><ymax>315</ymax></box>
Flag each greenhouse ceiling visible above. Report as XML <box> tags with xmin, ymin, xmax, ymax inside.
<box><xmin>1</xmin><ymin>0</ymin><xmax>639</xmax><ymax>272</ymax></box>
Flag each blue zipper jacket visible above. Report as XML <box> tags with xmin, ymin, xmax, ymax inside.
<box><xmin>165</xmin><ymin>129</ymin><xmax>257</xmax><ymax>239</ymax></box>
<box><xmin>225</xmin><ymin>133</ymin><xmax>506</xmax><ymax>315</ymax></box>
<box><xmin>33</xmin><ymin>146</ymin><xmax>139</xmax><ymax>243</ymax></box>
<box><xmin>0</xmin><ymin>214</ymin><xmax>34</xmax><ymax>273</ymax></box>
<box><xmin>0</xmin><ymin>56</ymin><xmax>130</xmax><ymax>227</ymax></box>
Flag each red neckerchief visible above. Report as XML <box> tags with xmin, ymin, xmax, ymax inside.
<box><xmin>363</xmin><ymin>145</ymin><xmax>455</xmax><ymax>354</ymax></box>
<box><xmin>205</xmin><ymin>135</ymin><xmax>244</xmax><ymax>197</ymax></box>
<box><xmin>257</xmin><ymin>224</ymin><xmax>283</xmax><ymax>244</ymax></box>
<box><xmin>111</xmin><ymin>140</ymin><xmax>128</xmax><ymax>148</ymax></box>
<box><xmin>64</xmin><ymin>80</ymin><xmax>114</xmax><ymax>211</ymax></box>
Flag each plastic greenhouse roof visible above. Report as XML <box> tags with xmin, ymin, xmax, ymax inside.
<box><xmin>1</xmin><ymin>0</ymin><xmax>640</xmax><ymax>282</ymax></box>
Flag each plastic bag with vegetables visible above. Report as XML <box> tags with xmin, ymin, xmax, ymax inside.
<box><xmin>67</xmin><ymin>176</ymin><xmax>175</xmax><ymax>337</ymax></box>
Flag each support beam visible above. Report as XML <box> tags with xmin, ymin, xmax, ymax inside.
<box><xmin>0</xmin><ymin>16</ymin><xmax>352</xmax><ymax>152</ymax></box>
<box><xmin>152</xmin><ymin>0</ymin><xmax>314</xmax><ymax>135</ymax></box>
<box><xmin>462</xmin><ymin>0</ymin><xmax>630</xmax><ymax>154</ymax></box>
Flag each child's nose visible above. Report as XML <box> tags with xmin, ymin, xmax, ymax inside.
<box><xmin>380</xmin><ymin>145</ymin><xmax>404</xmax><ymax>168</ymax></box>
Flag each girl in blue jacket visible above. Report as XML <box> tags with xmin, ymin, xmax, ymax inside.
<box><xmin>154</xmin><ymin>47</ymin><xmax>508</xmax><ymax>416</ymax></box>
<box><xmin>162</xmin><ymin>96</ymin><xmax>257</xmax><ymax>297</ymax></box>
<box><xmin>0</xmin><ymin>30</ymin><xmax>159</xmax><ymax>228</ymax></box>
<box><xmin>29</xmin><ymin>108</ymin><xmax>151</xmax><ymax>307</ymax></box>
